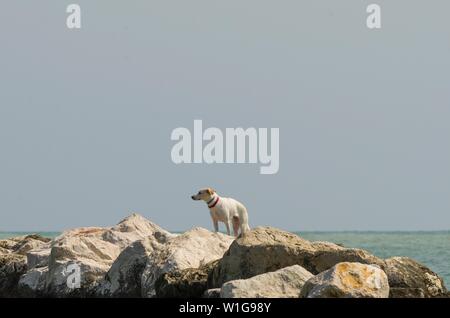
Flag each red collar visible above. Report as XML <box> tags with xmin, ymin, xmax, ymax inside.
<box><xmin>208</xmin><ymin>197</ymin><xmax>220</xmax><ymax>209</ymax></box>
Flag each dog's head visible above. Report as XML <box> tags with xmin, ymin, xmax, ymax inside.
<box><xmin>191</xmin><ymin>188</ymin><xmax>216</xmax><ymax>201</ymax></box>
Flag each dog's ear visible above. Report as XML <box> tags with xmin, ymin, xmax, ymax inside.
<box><xmin>208</xmin><ymin>188</ymin><xmax>215</xmax><ymax>195</ymax></box>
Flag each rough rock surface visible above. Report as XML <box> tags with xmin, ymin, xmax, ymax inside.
<box><xmin>96</xmin><ymin>235</ymin><xmax>170</xmax><ymax>297</ymax></box>
<box><xmin>220</xmin><ymin>265</ymin><xmax>313</xmax><ymax>298</ymax></box>
<box><xmin>155</xmin><ymin>260</ymin><xmax>219</xmax><ymax>298</ymax></box>
<box><xmin>1</xmin><ymin>234</ymin><xmax>50</xmax><ymax>255</ymax></box>
<box><xmin>17</xmin><ymin>267</ymin><xmax>48</xmax><ymax>297</ymax></box>
<box><xmin>45</xmin><ymin>213</ymin><xmax>173</xmax><ymax>296</ymax></box>
<box><xmin>0</xmin><ymin>253</ymin><xmax>28</xmax><ymax>297</ymax></box>
<box><xmin>300</xmin><ymin>262</ymin><xmax>390</xmax><ymax>298</ymax></box>
<box><xmin>11</xmin><ymin>235</ymin><xmax>51</xmax><ymax>256</ymax></box>
<box><xmin>0</xmin><ymin>239</ymin><xmax>17</xmax><ymax>251</ymax></box>
<box><xmin>0</xmin><ymin>247</ymin><xmax>10</xmax><ymax>255</ymax></box>
<box><xmin>384</xmin><ymin>257</ymin><xmax>447</xmax><ymax>298</ymax></box>
<box><xmin>27</xmin><ymin>248</ymin><xmax>51</xmax><ymax>269</ymax></box>
<box><xmin>0</xmin><ymin>235</ymin><xmax>50</xmax><ymax>297</ymax></box>
<box><xmin>141</xmin><ymin>228</ymin><xmax>233</xmax><ymax>297</ymax></box>
<box><xmin>208</xmin><ymin>227</ymin><xmax>384</xmax><ymax>288</ymax></box>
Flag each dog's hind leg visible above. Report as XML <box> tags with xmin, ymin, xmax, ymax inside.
<box><xmin>212</xmin><ymin>219</ymin><xmax>219</xmax><ymax>233</ymax></box>
<box><xmin>241</xmin><ymin>223</ymin><xmax>251</xmax><ymax>234</ymax></box>
<box><xmin>232</xmin><ymin>216</ymin><xmax>240</xmax><ymax>237</ymax></box>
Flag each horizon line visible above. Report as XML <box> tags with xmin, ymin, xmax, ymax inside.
<box><xmin>1</xmin><ymin>229</ymin><xmax>450</xmax><ymax>234</ymax></box>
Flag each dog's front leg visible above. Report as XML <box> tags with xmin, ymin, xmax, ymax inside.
<box><xmin>225</xmin><ymin>220</ymin><xmax>232</xmax><ymax>236</ymax></box>
<box><xmin>213</xmin><ymin>220</ymin><xmax>219</xmax><ymax>233</ymax></box>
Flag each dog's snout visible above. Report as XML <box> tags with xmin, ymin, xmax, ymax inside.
<box><xmin>191</xmin><ymin>195</ymin><xmax>195</xmax><ymax>200</ymax></box>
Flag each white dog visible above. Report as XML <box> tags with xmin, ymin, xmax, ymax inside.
<box><xmin>191</xmin><ymin>188</ymin><xmax>250</xmax><ymax>237</ymax></box>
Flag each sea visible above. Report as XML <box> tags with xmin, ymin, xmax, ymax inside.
<box><xmin>1</xmin><ymin>231</ymin><xmax>449</xmax><ymax>288</ymax></box>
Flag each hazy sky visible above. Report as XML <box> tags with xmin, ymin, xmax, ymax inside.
<box><xmin>1</xmin><ymin>1</ymin><xmax>449</xmax><ymax>232</ymax></box>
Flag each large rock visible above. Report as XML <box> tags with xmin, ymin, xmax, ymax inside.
<box><xmin>300</xmin><ymin>262</ymin><xmax>389</xmax><ymax>298</ymax></box>
<box><xmin>155</xmin><ymin>260</ymin><xmax>219</xmax><ymax>298</ymax></box>
<box><xmin>45</xmin><ymin>213</ymin><xmax>172</xmax><ymax>296</ymax></box>
<box><xmin>96</xmin><ymin>234</ymin><xmax>170</xmax><ymax>297</ymax></box>
<box><xmin>384</xmin><ymin>257</ymin><xmax>447</xmax><ymax>298</ymax></box>
<box><xmin>141</xmin><ymin>227</ymin><xmax>233</xmax><ymax>297</ymax></box>
<box><xmin>208</xmin><ymin>227</ymin><xmax>384</xmax><ymax>288</ymax></box>
<box><xmin>0</xmin><ymin>253</ymin><xmax>28</xmax><ymax>297</ymax></box>
<box><xmin>220</xmin><ymin>265</ymin><xmax>313</xmax><ymax>298</ymax></box>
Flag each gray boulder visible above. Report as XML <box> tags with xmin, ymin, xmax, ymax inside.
<box><xmin>96</xmin><ymin>235</ymin><xmax>170</xmax><ymax>297</ymax></box>
<box><xmin>384</xmin><ymin>257</ymin><xmax>447</xmax><ymax>298</ymax></box>
<box><xmin>220</xmin><ymin>265</ymin><xmax>313</xmax><ymax>298</ymax></box>
<box><xmin>45</xmin><ymin>213</ymin><xmax>173</xmax><ymax>297</ymax></box>
<box><xmin>141</xmin><ymin>228</ymin><xmax>233</xmax><ymax>297</ymax></box>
